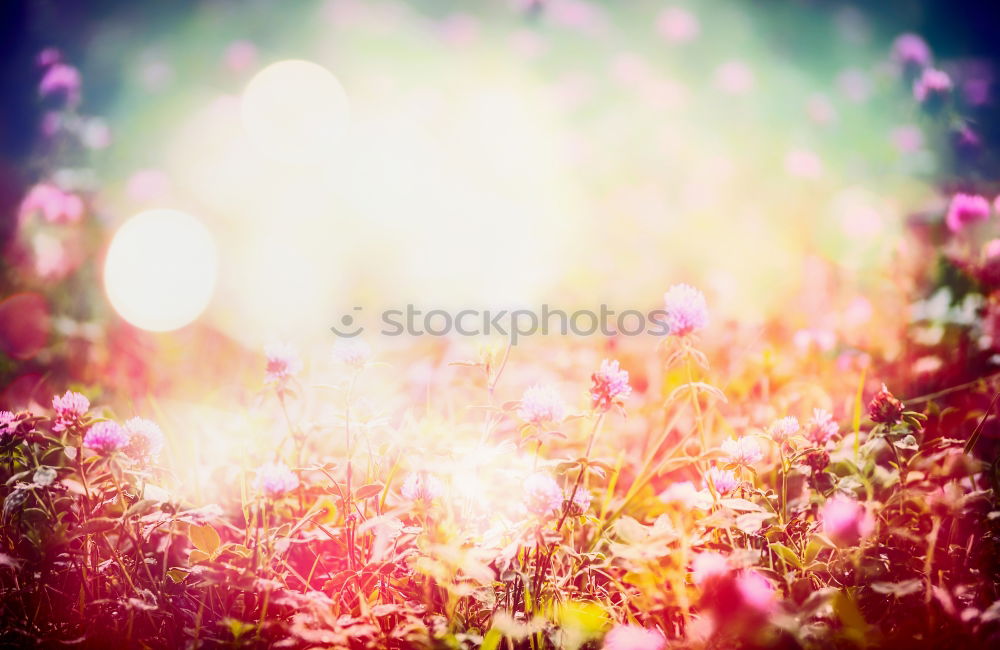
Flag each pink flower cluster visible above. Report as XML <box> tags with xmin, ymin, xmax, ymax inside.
<box><xmin>52</xmin><ymin>391</ymin><xmax>89</xmax><ymax>433</ymax></box>
<box><xmin>694</xmin><ymin>552</ymin><xmax>776</xmax><ymax>633</ymax></box>
<box><xmin>569</xmin><ymin>486</ymin><xmax>592</xmax><ymax>513</ymax></box>
<box><xmin>821</xmin><ymin>494</ymin><xmax>875</xmax><ymax>546</ymax></box>
<box><xmin>20</xmin><ymin>184</ymin><xmax>84</xmax><ymax>225</ymax></box>
<box><xmin>662</xmin><ymin>283</ymin><xmax>708</xmax><ymax>337</ymax></box>
<box><xmin>590</xmin><ymin>359</ymin><xmax>631</xmax><ymax>412</ymax></box>
<box><xmin>39</xmin><ymin>61</ymin><xmax>81</xmax><ymax>106</ymax></box>
<box><xmin>123</xmin><ymin>417</ymin><xmax>165</xmax><ymax>463</ymax></box>
<box><xmin>868</xmin><ymin>383</ymin><xmax>904</xmax><ymax>424</ymax></box>
<box><xmin>721</xmin><ymin>436</ymin><xmax>763</xmax><ymax>467</ymax></box>
<box><xmin>83</xmin><ymin>421</ymin><xmax>129</xmax><ymax>455</ymax></box>
<box><xmin>768</xmin><ymin>416</ymin><xmax>800</xmax><ymax>443</ymax></box>
<box><xmin>265</xmin><ymin>342</ymin><xmax>303</xmax><ymax>384</ymax></box>
<box><xmin>517</xmin><ymin>384</ymin><xmax>568</xmax><ymax>426</ymax></box>
<box><xmin>945</xmin><ymin>193</ymin><xmax>991</xmax><ymax>233</ymax></box>
<box><xmin>891</xmin><ymin>33</ymin><xmax>932</xmax><ymax>70</ymax></box>
<box><xmin>692</xmin><ymin>551</ymin><xmax>730</xmax><ymax>584</ymax></box>
<box><xmin>805</xmin><ymin>409</ymin><xmax>838</xmax><ymax>446</ymax></box>
<box><xmin>913</xmin><ymin>68</ymin><xmax>952</xmax><ymax>104</ymax></box>
<box><xmin>254</xmin><ymin>462</ymin><xmax>299</xmax><ymax>498</ymax></box>
<box><xmin>0</xmin><ymin>411</ymin><xmax>17</xmax><ymax>442</ymax></box>
<box><xmin>523</xmin><ymin>472</ymin><xmax>563</xmax><ymax>516</ymax></box>
<box><xmin>707</xmin><ymin>466</ymin><xmax>738</xmax><ymax>495</ymax></box>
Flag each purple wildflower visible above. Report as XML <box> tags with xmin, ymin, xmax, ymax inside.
<box><xmin>721</xmin><ymin>436</ymin><xmax>763</xmax><ymax>467</ymax></box>
<box><xmin>264</xmin><ymin>342</ymin><xmax>303</xmax><ymax>384</ymax></box>
<box><xmin>83</xmin><ymin>421</ymin><xmax>129</xmax><ymax>455</ymax></box>
<box><xmin>734</xmin><ymin>570</ymin><xmax>777</xmax><ymax>614</ymax></box>
<box><xmin>913</xmin><ymin>67</ymin><xmax>952</xmax><ymax>104</ymax></box>
<box><xmin>0</xmin><ymin>411</ymin><xmax>18</xmax><ymax>443</ymax></box>
<box><xmin>945</xmin><ymin>193</ymin><xmax>991</xmax><ymax>233</ymax></box>
<box><xmin>37</xmin><ymin>48</ymin><xmax>61</xmax><ymax>68</ymax></box>
<box><xmin>805</xmin><ymin>409</ymin><xmax>838</xmax><ymax>446</ymax></box>
<box><xmin>768</xmin><ymin>416</ymin><xmax>800</xmax><ymax>443</ymax></box>
<box><xmin>253</xmin><ymin>462</ymin><xmax>299</xmax><ymax>499</ymax></box>
<box><xmin>39</xmin><ymin>63</ymin><xmax>81</xmax><ymax>106</ymax></box>
<box><xmin>517</xmin><ymin>384</ymin><xmax>567</xmax><ymax>426</ymax></box>
<box><xmin>821</xmin><ymin>494</ymin><xmax>875</xmax><ymax>546</ymax></box>
<box><xmin>52</xmin><ymin>391</ymin><xmax>89</xmax><ymax>433</ymax></box>
<box><xmin>662</xmin><ymin>283</ymin><xmax>708</xmax><ymax>336</ymax></box>
<box><xmin>707</xmin><ymin>466</ymin><xmax>738</xmax><ymax>495</ymax></box>
<box><xmin>569</xmin><ymin>486</ymin><xmax>592</xmax><ymax>513</ymax></box>
<box><xmin>523</xmin><ymin>472</ymin><xmax>563</xmax><ymax>517</ymax></box>
<box><xmin>891</xmin><ymin>33</ymin><xmax>932</xmax><ymax>70</ymax></box>
<box><xmin>19</xmin><ymin>184</ymin><xmax>84</xmax><ymax>224</ymax></box>
<box><xmin>123</xmin><ymin>417</ymin><xmax>165</xmax><ymax>463</ymax></box>
<box><xmin>590</xmin><ymin>359</ymin><xmax>632</xmax><ymax>412</ymax></box>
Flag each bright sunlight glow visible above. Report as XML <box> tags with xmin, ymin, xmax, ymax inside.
<box><xmin>103</xmin><ymin>209</ymin><xmax>218</xmax><ymax>332</ymax></box>
<box><xmin>240</xmin><ymin>59</ymin><xmax>350</xmax><ymax>165</ymax></box>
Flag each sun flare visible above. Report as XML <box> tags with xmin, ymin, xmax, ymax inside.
<box><xmin>103</xmin><ymin>209</ymin><xmax>218</xmax><ymax>332</ymax></box>
<box><xmin>240</xmin><ymin>59</ymin><xmax>350</xmax><ymax>166</ymax></box>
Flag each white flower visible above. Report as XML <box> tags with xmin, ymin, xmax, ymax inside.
<box><xmin>331</xmin><ymin>338</ymin><xmax>372</xmax><ymax>369</ymax></box>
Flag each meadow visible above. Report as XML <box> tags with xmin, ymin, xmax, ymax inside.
<box><xmin>2</xmin><ymin>2</ymin><xmax>1000</xmax><ymax>648</ymax></box>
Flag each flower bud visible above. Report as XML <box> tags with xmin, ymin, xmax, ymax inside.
<box><xmin>868</xmin><ymin>383</ymin><xmax>904</xmax><ymax>424</ymax></box>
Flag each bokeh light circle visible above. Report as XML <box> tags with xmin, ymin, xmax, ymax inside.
<box><xmin>240</xmin><ymin>59</ymin><xmax>350</xmax><ymax>165</ymax></box>
<box><xmin>104</xmin><ymin>209</ymin><xmax>217</xmax><ymax>332</ymax></box>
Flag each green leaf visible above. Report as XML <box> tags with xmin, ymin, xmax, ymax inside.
<box><xmin>223</xmin><ymin>617</ymin><xmax>255</xmax><ymax>639</ymax></box>
<box><xmin>833</xmin><ymin>590</ymin><xmax>869</xmax><ymax>643</ymax></box>
<box><xmin>166</xmin><ymin>567</ymin><xmax>189</xmax><ymax>583</ymax></box>
<box><xmin>124</xmin><ymin>499</ymin><xmax>158</xmax><ymax>519</ymax></box>
<box><xmin>69</xmin><ymin>517</ymin><xmax>119</xmax><ymax>539</ymax></box>
<box><xmin>769</xmin><ymin>542</ymin><xmax>802</xmax><ymax>569</ymax></box>
<box><xmin>189</xmin><ymin>523</ymin><xmax>221</xmax><ymax>554</ymax></box>
<box><xmin>21</xmin><ymin>507</ymin><xmax>49</xmax><ymax>524</ymax></box>
<box><xmin>804</xmin><ymin>536</ymin><xmax>829</xmax><ymax>564</ymax></box>
<box><xmin>224</xmin><ymin>543</ymin><xmax>253</xmax><ymax>558</ymax></box>
<box><xmin>5</xmin><ymin>471</ymin><xmax>31</xmax><ymax>486</ymax></box>
<box><xmin>481</xmin><ymin>628</ymin><xmax>502</xmax><ymax>650</ymax></box>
